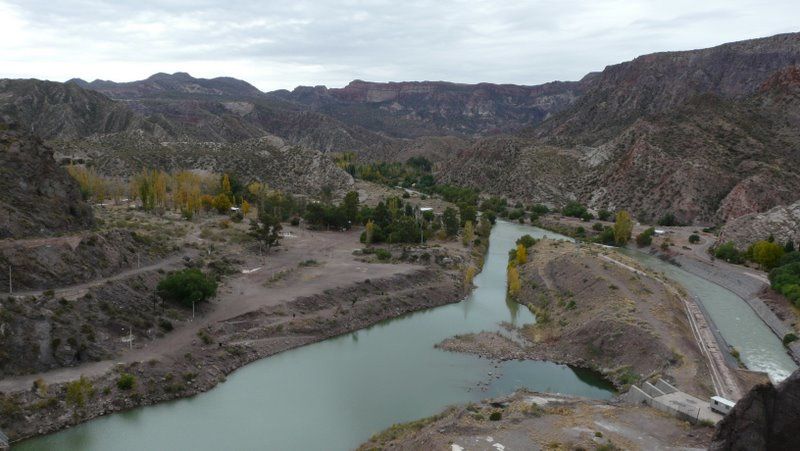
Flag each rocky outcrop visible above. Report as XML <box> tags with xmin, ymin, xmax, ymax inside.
<box><xmin>70</xmin><ymin>72</ymin><xmax>263</xmax><ymax>99</ymax></box>
<box><xmin>274</xmin><ymin>79</ymin><xmax>587</xmax><ymax>138</ymax></box>
<box><xmin>0</xmin><ymin>229</ymin><xmax>161</xmax><ymax>291</ymax></box>
<box><xmin>537</xmin><ymin>32</ymin><xmax>800</xmax><ymax>145</ymax></box>
<box><xmin>0</xmin><ymin>79</ymin><xmax>164</xmax><ymax>141</ymax></box>
<box><xmin>716</xmin><ymin>201</ymin><xmax>800</xmax><ymax>249</ymax></box>
<box><xmin>0</xmin><ymin>125</ymin><xmax>93</xmax><ymax>239</ymax></box>
<box><xmin>710</xmin><ymin>368</ymin><xmax>800</xmax><ymax>450</ymax></box>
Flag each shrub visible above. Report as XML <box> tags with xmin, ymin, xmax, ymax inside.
<box><xmin>531</xmin><ymin>204</ymin><xmax>550</xmax><ymax>215</ymax></box>
<box><xmin>117</xmin><ymin>373</ymin><xmax>136</xmax><ymax>390</ymax></box>
<box><xmin>290</xmin><ymin>216</ymin><xmax>301</xmax><ymax>226</ymax></box>
<box><xmin>580</xmin><ymin>211</ymin><xmax>594</xmax><ymax>222</ymax></box>
<box><xmin>714</xmin><ymin>242</ymin><xmax>743</xmax><ymax>264</ymax></box>
<box><xmin>157</xmin><ymin>269</ymin><xmax>218</xmax><ymax>308</ymax></box>
<box><xmin>66</xmin><ymin>376</ymin><xmax>94</xmax><ymax>408</ymax></box>
<box><xmin>597</xmin><ymin>210</ymin><xmax>612</xmax><ymax>221</ymax></box>
<box><xmin>636</xmin><ymin>228</ymin><xmax>655</xmax><ymax>247</ymax></box>
<box><xmin>770</xmin><ymin>262</ymin><xmax>800</xmax><ymax>305</ymax></box>
<box><xmin>561</xmin><ymin>202</ymin><xmax>587</xmax><ymax>218</ymax></box>
<box><xmin>779</xmin><ymin>251</ymin><xmax>800</xmax><ymax>267</ymax></box>
<box><xmin>657</xmin><ymin>213</ymin><xmax>678</xmax><ymax>226</ymax></box>
<box><xmin>489</xmin><ymin>411</ymin><xmax>502</xmax><ymax>421</ymax></box>
<box><xmin>596</xmin><ymin>227</ymin><xmax>616</xmax><ymax>246</ymax></box>
<box><xmin>516</xmin><ymin>234</ymin><xmax>537</xmax><ymax>248</ymax></box>
<box><xmin>688</xmin><ymin>234</ymin><xmax>700</xmax><ymax>244</ymax></box>
<box><xmin>592</xmin><ymin>222</ymin><xmax>605</xmax><ymax>232</ymax></box>
<box><xmin>375</xmin><ymin>249</ymin><xmax>392</xmax><ymax>261</ymax></box>
<box><xmin>158</xmin><ymin>318</ymin><xmax>174</xmax><ymax>332</ymax></box>
<box><xmin>783</xmin><ymin>333</ymin><xmax>798</xmax><ymax>347</ymax></box>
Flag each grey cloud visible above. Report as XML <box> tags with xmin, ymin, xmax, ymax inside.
<box><xmin>2</xmin><ymin>0</ymin><xmax>799</xmax><ymax>90</ymax></box>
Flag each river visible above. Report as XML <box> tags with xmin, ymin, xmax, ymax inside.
<box><xmin>17</xmin><ymin>221</ymin><xmax>613</xmax><ymax>451</ymax></box>
<box><xmin>619</xmin><ymin>249</ymin><xmax>797</xmax><ymax>383</ymax></box>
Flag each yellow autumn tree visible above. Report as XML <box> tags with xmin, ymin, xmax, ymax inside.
<box><xmin>365</xmin><ymin>219</ymin><xmax>375</xmax><ymax>245</ymax></box>
<box><xmin>241</xmin><ymin>199</ymin><xmax>251</xmax><ymax>217</ymax></box>
<box><xmin>221</xmin><ymin>173</ymin><xmax>232</xmax><ymax>200</ymax></box>
<box><xmin>507</xmin><ymin>264</ymin><xmax>521</xmax><ymax>297</ymax></box>
<box><xmin>213</xmin><ymin>192</ymin><xmax>232</xmax><ymax>214</ymax></box>
<box><xmin>613</xmin><ymin>210</ymin><xmax>633</xmax><ymax>246</ymax></box>
<box><xmin>464</xmin><ymin>265</ymin><xmax>477</xmax><ymax>287</ymax></box>
<box><xmin>462</xmin><ymin>220</ymin><xmax>474</xmax><ymax>247</ymax></box>
<box><xmin>516</xmin><ymin>243</ymin><xmax>527</xmax><ymax>265</ymax></box>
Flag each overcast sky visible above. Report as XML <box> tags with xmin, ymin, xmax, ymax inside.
<box><xmin>1</xmin><ymin>0</ymin><xmax>798</xmax><ymax>92</ymax></box>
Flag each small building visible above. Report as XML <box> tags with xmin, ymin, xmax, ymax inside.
<box><xmin>710</xmin><ymin>396</ymin><xmax>736</xmax><ymax>415</ymax></box>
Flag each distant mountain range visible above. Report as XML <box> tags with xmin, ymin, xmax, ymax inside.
<box><xmin>2</xmin><ymin>32</ymin><xmax>800</xmax><ymax>224</ymax></box>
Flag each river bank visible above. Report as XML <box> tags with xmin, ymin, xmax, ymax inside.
<box><xmin>12</xmin><ymin>221</ymin><xmax>617</xmax><ymax>451</ymax></box>
<box><xmin>532</xmin><ymin>215</ymin><xmax>798</xmax><ymax>382</ymax></box>
<box><xmin>3</xmin><ymin>223</ymin><xmax>489</xmax><ymax>445</ymax></box>
<box><xmin>358</xmin><ymin>389</ymin><xmax>713</xmax><ymax>450</ymax></box>
<box><xmin>436</xmin><ymin>239</ymin><xmax>717</xmax><ymax>396</ymax></box>
<box><xmin>3</xmin><ymin>266</ymin><xmax>468</xmax><ymax>442</ymax></box>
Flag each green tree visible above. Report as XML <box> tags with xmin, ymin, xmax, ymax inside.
<box><xmin>752</xmin><ymin>240</ymin><xmax>785</xmax><ymax>270</ymax></box>
<box><xmin>613</xmin><ymin>210</ymin><xmax>633</xmax><ymax>246</ymax></box>
<box><xmin>562</xmin><ymin>202</ymin><xmax>587</xmax><ymax>218</ymax></box>
<box><xmin>157</xmin><ymin>269</ymin><xmax>218</xmax><ymax>308</ymax></box>
<box><xmin>459</xmin><ymin>205</ymin><xmax>477</xmax><ymax>226</ymax></box>
<box><xmin>342</xmin><ymin>191</ymin><xmax>359</xmax><ymax>224</ymax></box>
<box><xmin>715</xmin><ymin>242</ymin><xmax>743</xmax><ymax>263</ymax></box>
<box><xmin>249</xmin><ymin>211</ymin><xmax>283</xmax><ymax>254</ymax></box>
<box><xmin>443</xmin><ymin>207</ymin><xmax>459</xmax><ymax>237</ymax></box>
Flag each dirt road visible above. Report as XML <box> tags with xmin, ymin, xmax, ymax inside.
<box><xmin>0</xmin><ymin>226</ymin><xmax>421</xmax><ymax>393</ymax></box>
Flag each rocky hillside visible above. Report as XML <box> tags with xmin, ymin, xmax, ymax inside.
<box><xmin>716</xmin><ymin>200</ymin><xmax>800</xmax><ymax>249</ymax></box>
<box><xmin>710</xmin><ymin>367</ymin><xmax>800</xmax><ymax>450</ymax></box>
<box><xmin>272</xmin><ymin>78</ymin><xmax>589</xmax><ymax>138</ymax></box>
<box><xmin>0</xmin><ymin>79</ymin><xmax>165</xmax><ymax>141</ymax></box>
<box><xmin>70</xmin><ymin>72</ymin><xmax>263</xmax><ymax>99</ymax></box>
<box><xmin>537</xmin><ymin>32</ymin><xmax>800</xmax><ymax>145</ymax></box>
<box><xmin>89</xmin><ymin>135</ymin><xmax>354</xmax><ymax>196</ymax></box>
<box><xmin>0</xmin><ymin>124</ymin><xmax>93</xmax><ymax>239</ymax></box>
<box><xmin>440</xmin><ymin>34</ymin><xmax>800</xmax><ymax>224</ymax></box>
<box><xmin>436</xmin><ymin>136</ymin><xmax>583</xmax><ymax>206</ymax></box>
<box><xmin>70</xmin><ymin>73</ymin><xmax>398</xmax><ymax>155</ymax></box>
